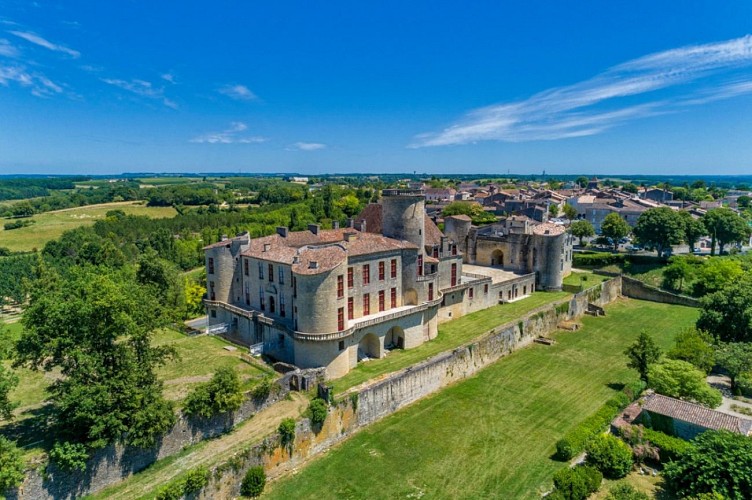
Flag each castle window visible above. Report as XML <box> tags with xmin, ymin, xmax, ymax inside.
<box><xmin>391</xmin><ymin>259</ymin><xmax>397</xmax><ymax>278</ymax></box>
<box><xmin>243</xmin><ymin>259</ymin><xmax>248</xmax><ymax>276</ymax></box>
<box><xmin>338</xmin><ymin>307</ymin><xmax>345</xmax><ymax>331</ymax></box>
<box><xmin>278</xmin><ymin>267</ymin><xmax>284</xmax><ymax>285</ymax></box>
<box><xmin>378</xmin><ymin>290</ymin><xmax>385</xmax><ymax>312</ymax></box>
<box><xmin>428</xmin><ymin>283</ymin><xmax>434</xmax><ymax>301</ymax></box>
<box><xmin>292</xmin><ymin>276</ymin><xmax>297</xmax><ymax>298</ymax></box>
<box><xmin>339</xmin><ymin>340</ymin><xmax>345</xmax><ymax>351</ymax></box>
<box><xmin>452</xmin><ymin>244</ymin><xmax>457</xmax><ymax>256</ymax></box>
<box><xmin>258</xmin><ymin>262</ymin><xmax>264</xmax><ymax>279</ymax></box>
<box><xmin>451</xmin><ymin>263</ymin><xmax>457</xmax><ymax>287</ymax></box>
<box><xmin>417</xmin><ymin>255</ymin><xmax>424</xmax><ymax>276</ymax></box>
<box><xmin>378</xmin><ymin>261</ymin><xmax>385</xmax><ymax>281</ymax></box>
<box><xmin>209</xmin><ymin>281</ymin><xmax>215</xmax><ymax>301</ymax></box>
<box><xmin>363</xmin><ymin>264</ymin><xmax>370</xmax><ymax>285</ymax></box>
<box><xmin>208</xmin><ymin>257</ymin><xmax>215</xmax><ymax>274</ymax></box>
<box><xmin>269</xmin><ymin>296</ymin><xmax>276</xmax><ymax>314</ymax></box>
<box><xmin>337</xmin><ymin>275</ymin><xmax>344</xmax><ymax>298</ymax></box>
<box><xmin>259</xmin><ymin>288</ymin><xmax>265</xmax><ymax>311</ymax></box>
<box><xmin>363</xmin><ymin>293</ymin><xmax>370</xmax><ymax>315</ymax></box>
<box><xmin>210</xmin><ymin>309</ymin><xmax>216</xmax><ymax>318</ymax></box>
<box><xmin>280</xmin><ymin>295</ymin><xmax>286</xmax><ymax>317</ymax></box>
<box><xmin>268</xmin><ymin>264</ymin><xmax>274</xmax><ymax>282</ymax></box>
<box><xmin>484</xmin><ymin>284</ymin><xmax>489</xmax><ymax>295</ymax></box>
<box><xmin>523</xmin><ymin>285</ymin><xmax>527</xmax><ymax>295</ymax></box>
<box><xmin>391</xmin><ymin>287</ymin><xmax>397</xmax><ymax>308</ymax></box>
<box><xmin>245</xmin><ymin>290</ymin><xmax>250</xmax><ymax>306</ymax></box>
<box><xmin>347</xmin><ymin>267</ymin><xmax>354</xmax><ymax>288</ymax></box>
<box><xmin>348</xmin><ymin>297</ymin><xmax>354</xmax><ymax>319</ymax></box>
<box><xmin>278</xmin><ymin>333</ymin><xmax>284</xmax><ymax>348</ymax></box>
<box><xmin>469</xmin><ymin>287</ymin><xmax>474</xmax><ymax>299</ymax></box>
<box><xmin>433</xmin><ymin>246</ymin><xmax>439</xmax><ymax>258</ymax></box>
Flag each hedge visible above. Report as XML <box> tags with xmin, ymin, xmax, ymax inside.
<box><xmin>555</xmin><ymin>393</ymin><xmax>632</xmax><ymax>461</ymax></box>
<box><xmin>573</xmin><ymin>252</ymin><xmax>661</xmax><ymax>269</ymax></box>
<box><xmin>640</xmin><ymin>427</ymin><xmax>693</xmax><ymax>463</ymax></box>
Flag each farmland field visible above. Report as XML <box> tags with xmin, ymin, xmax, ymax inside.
<box><xmin>267</xmin><ymin>299</ymin><xmax>698</xmax><ymax>499</ymax></box>
<box><xmin>0</xmin><ymin>201</ymin><xmax>176</xmax><ymax>252</ymax></box>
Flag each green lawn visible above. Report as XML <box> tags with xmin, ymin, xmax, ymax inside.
<box><xmin>267</xmin><ymin>299</ymin><xmax>698</xmax><ymax>500</ymax></box>
<box><xmin>0</xmin><ymin>201</ymin><xmax>176</xmax><ymax>252</ymax></box>
<box><xmin>331</xmin><ymin>290</ymin><xmax>571</xmax><ymax>393</ymax></box>
<box><xmin>563</xmin><ymin>270</ymin><xmax>609</xmax><ymax>288</ymax></box>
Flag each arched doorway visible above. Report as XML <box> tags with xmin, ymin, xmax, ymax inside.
<box><xmin>404</xmin><ymin>288</ymin><xmax>418</xmax><ymax>305</ymax></box>
<box><xmin>491</xmin><ymin>249</ymin><xmax>504</xmax><ymax>267</ymax></box>
<box><xmin>384</xmin><ymin>326</ymin><xmax>405</xmax><ymax>350</ymax></box>
<box><xmin>358</xmin><ymin>333</ymin><xmax>382</xmax><ymax>361</ymax></box>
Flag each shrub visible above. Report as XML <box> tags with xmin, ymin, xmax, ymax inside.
<box><xmin>605</xmin><ymin>483</ymin><xmax>649</xmax><ymax>500</ymax></box>
<box><xmin>640</xmin><ymin>427</ymin><xmax>693</xmax><ymax>463</ymax></box>
<box><xmin>3</xmin><ymin>219</ymin><xmax>35</xmax><ymax>231</ymax></box>
<box><xmin>184</xmin><ymin>367</ymin><xmax>244</xmax><ymax>418</ymax></box>
<box><xmin>251</xmin><ymin>377</ymin><xmax>273</xmax><ymax>400</ymax></box>
<box><xmin>622</xmin><ymin>380</ymin><xmax>646</xmax><ymax>401</ymax></box>
<box><xmin>278</xmin><ymin>418</ymin><xmax>296</xmax><ymax>448</ymax></box>
<box><xmin>573</xmin><ymin>252</ymin><xmax>626</xmax><ymax>268</ymax></box>
<box><xmin>555</xmin><ymin>394</ymin><xmax>631</xmax><ymax>461</ymax></box>
<box><xmin>551</xmin><ymin>465</ymin><xmax>602</xmax><ymax>500</ymax></box>
<box><xmin>155</xmin><ymin>466</ymin><xmax>209</xmax><ymax>500</ymax></box>
<box><xmin>308</xmin><ymin>398</ymin><xmax>328</xmax><ymax>426</ymax></box>
<box><xmin>49</xmin><ymin>441</ymin><xmax>89</xmax><ymax>472</ymax></box>
<box><xmin>0</xmin><ymin>437</ymin><xmax>25</xmax><ymax>492</ymax></box>
<box><xmin>585</xmin><ymin>434</ymin><xmax>633</xmax><ymax>479</ymax></box>
<box><xmin>240</xmin><ymin>466</ymin><xmax>266</xmax><ymax>498</ymax></box>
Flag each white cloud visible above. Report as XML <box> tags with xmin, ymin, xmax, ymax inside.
<box><xmin>218</xmin><ymin>84</ymin><xmax>257</xmax><ymax>101</ymax></box>
<box><xmin>8</xmin><ymin>30</ymin><xmax>80</xmax><ymax>58</ymax></box>
<box><xmin>191</xmin><ymin>122</ymin><xmax>268</xmax><ymax>144</ymax></box>
<box><xmin>411</xmin><ymin>35</ymin><xmax>752</xmax><ymax>147</ymax></box>
<box><xmin>0</xmin><ymin>63</ymin><xmax>64</xmax><ymax>97</ymax></box>
<box><xmin>161</xmin><ymin>73</ymin><xmax>176</xmax><ymax>84</ymax></box>
<box><xmin>101</xmin><ymin>77</ymin><xmax>178</xmax><ymax>109</ymax></box>
<box><xmin>289</xmin><ymin>142</ymin><xmax>326</xmax><ymax>151</ymax></box>
<box><xmin>0</xmin><ymin>38</ymin><xmax>19</xmax><ymax>58</ymax></box>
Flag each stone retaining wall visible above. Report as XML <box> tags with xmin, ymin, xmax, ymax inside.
<box><xmin>620</xmin><ymin>275</ymin><xmax>700</xmax><ymax>308</ymax></box>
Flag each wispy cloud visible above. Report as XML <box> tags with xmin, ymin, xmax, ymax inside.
<box><xmin>0</xmin><ymin>63</ymin><xmax>63</xmax><ymax>97</ymax></box>
<box><xmin>8</xmin><ymin>30</ymin><xmax>80</xmax><ymax>58</ymax></box>
<box><xmin>288</xmin><ymin>142</ymin><xmax>326</xmax><ymax>151</ymax></box>
<box><xmin>0</xmin><ymin>38</ymin><xmax>19</xmax><ymax>58</ymax></box>
<box><xmin>161</xmin><ymin>73</ymin><xmax>176</xmax><ymax>84</ymax></box>
<box><xmin>190</xmin><ymin>122</ymin><xmax>268</xmax><ymax>144</ymax></box>
<box><xmin>411</xmin><ymin>35</ymin><xmax>752</xmax><ymax>147</ymax></box>
<box><xmin>101</xmin><ymin>77</ymin><xmax>177</xmax><ymax>109</ymax></box>
<box><xmin>218</xmin><ymin>84</ymin><xmax>257</xmax><ymax>101</ymax></box>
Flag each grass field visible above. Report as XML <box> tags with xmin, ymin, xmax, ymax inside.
<box><xmin>331</xmin><ymin>290</ymin><xmax>571</xmax><ymax>393</ymax></box>
<box><xmin>0</xmin><ymin>201</ymin><xmax>176</xmax><ymax>252</ymax></box>
<box><xmin>563</xmin><ymin>270</ymin><xmax>610</xmax><ymax>288</ymax></box>
<box><xmin>267</xmin><ymin>299</ymin><xmax>698</xmax><ymax>499</ymax></box>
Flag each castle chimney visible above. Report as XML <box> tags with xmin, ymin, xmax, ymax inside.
<box><xmin>346</xmin><ymin>218</ymin><xmax>354</xmax><ymax>228</ymax></box>
<box><xmin>263</xmin><ymin>243</ymin><xmax>271</xmax><ymax>252</ymax></box>
<box><xmin>344</xmin><ymin>232</ymin><xmax>357</xmax><ymax>242</ymax></box>
<box><xmin>309</xmin><ymin>260</ymin><xmax>318</xmax><ymax>269</ymax></box>
<box><xmin>276</xmin><ymin>226</ymin><xmax>289</xmax><ymax>238</ymax></box>
<box><xmin>293</xmin><ymin>256</ymin><xmax>300</xmax><ymax>264</ymax></box>
<box><xmin>354</xmin><ymin>220</ymin><xmax>366</xmax><ymax>232</ymax></box>
<box><xmin>333</xmin><ymin>221</ymin><xmax>340</xmax><ymax>229</ymax></box>
<box><xmin>308</xmin><ymin>224</ymin><xmax>320</xmax><ymax>235</ymax></box>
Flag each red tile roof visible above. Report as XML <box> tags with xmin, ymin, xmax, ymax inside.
<box><xmin>642</xmin><ymin>393</ymin><xmax>752</xmax><ymax>435</ymax></box>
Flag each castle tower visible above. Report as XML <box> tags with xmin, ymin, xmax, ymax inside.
<box><xmin>380</xmin><ymin>188</ymin><xmax>426</xmax><ymax>250</ymax></box>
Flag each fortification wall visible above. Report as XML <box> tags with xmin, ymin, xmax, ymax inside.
<box><xmin>620</xmin><ymin>275</ymin><xmax>700</xmax><ymax>308</ymax></box>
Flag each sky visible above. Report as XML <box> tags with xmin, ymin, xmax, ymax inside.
<box><xmin>1</xmin><ymin>1</ymin><xmax>752</xmax><ymax>176</ymax></box>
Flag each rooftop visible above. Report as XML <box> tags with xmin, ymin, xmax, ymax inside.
<box><xmin>642</xmin><ymin>393</ymin><xmax>752</xmax><ymax>435</ymax></box>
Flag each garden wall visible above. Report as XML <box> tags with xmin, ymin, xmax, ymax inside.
<box><xmin>620</xmin><ymin>275</ymin><xmax>700</xmax><ymax>308</ymax></box>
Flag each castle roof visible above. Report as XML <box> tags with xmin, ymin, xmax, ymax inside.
<box><xmin>355</xmin><ymin>202</ymin><xmax>446</xmax><ymax>247</ymax></box>
<box><xmin>532</xmin><ymin>222</ymin><xmax>566</xmax><ymax>236</ymax></box>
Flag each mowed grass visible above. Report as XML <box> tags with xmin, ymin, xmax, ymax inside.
<box><xmin>331</xmin><ymin>290</ymin><xmax>571</xmax><ymax>393</ymax></box>
<box><xmin>0</xmin><ymin>201</ymin><xmax>176</xmax><ymax>252</ymax></box>
<box><xmin>267</xmin><ymin>299</ymin><xmax>698</xmax><ymax>500</ymax></box>
<box><xmin>563</xmin><ymin>270</ymin><xmax>609</xmax><ymax>288</ymax></box>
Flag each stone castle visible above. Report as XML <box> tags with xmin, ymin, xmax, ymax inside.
<box><xmin>204</xmin><ymin>189</ymin><xmax>572</xmax><ymax>378</ymax></box>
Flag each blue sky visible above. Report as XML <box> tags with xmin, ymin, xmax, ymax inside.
<box><xmin>1</xmin><ymin>1</ymin><xmax>752</xmax><ymax>175</ymax></box>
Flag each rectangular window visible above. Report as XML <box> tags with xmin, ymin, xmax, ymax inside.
<box><xmin>293</xmin><ymin>276</ymin><xmax>297</xmax><ymax>298</ymax></box>
<box><xmin>208</xmin><ymin>257</ymin><xmax>215</xmax><ymax>274</ymax></box>
<box><xmin>210</xmin><ymin>309</ymin><xmax>216</xmax><ymax>318</ymax></box>
<box><xmin>268</xmin><ymin>263</ymin><xmax>274</xmax><ymax>282</ymax></box>
<box><xmin>417</xmin><ymin>255</ymin><xmax>424</xmax><ymax>276</ymax></box>
<box><xmin>391</xmin><ymin>259</ymin><xmax>397</xmax><ymax>278</ymax></box>
<box><xmin>209</xmin><ymin>281</ymin><xmax>215</xmax><ymax>301</ymax></box>
<box><xmin>259</xmin><ymin>288</ymin><xmax>265</xmax><ymax>311</ymax></box>
<box><xmin>378</xmin><ymin>290</ymin><xmax>385</xmax><ymax>312</ymax></box>
<box><xmin>428</xmin><ymin>283</ymin><xmax>434</xmax><ymax>301</ymax></box>
<box><xmin>433</xmin><ymin>246</ymin><xmax>439</xmax><ymax>258</ymax></box>
<box><xmin>484</xmin><ymin>283</ymin><xmax>489</xmax><ymax>295</ymax></box>
<box><xmin>451</xmin><ymin>263</ymin><xmax>457</xmax><ymax>287</ymax></box>
<box><xmin>269</xmin><ymin>296</ymin><xmax>276</xmax><ymax>314</ymax></box>
<box><xmin>469</xmin><ymin>287</ymin><xmax>474</xmax><ymax>299</ymax></box>
<box><xmin>245</xmin><ymin>291</ymin><xmax>250</xmax><ymax>306</ymax></box>
<box><xmin>378</xmin><ymin>261</ymin><xmax>385</xmax><ymax>280</ymax></box>
<box><xmin>243</xmin><ymin>259</ymin><xmax>248</xmax><ymax>276</ymax></box>
<box><xmin>280</xmin><ymin>295</ymin><xmax>286</xmax><ymax>317</ymax></box>
<box><xmin>452</xmin><ymin>244</ymin><xmax>458</xmax><ymax>256</ymax></box>
<box><xmin>363</xmin><ymin>293</ymin><xmax>370</xmax><ymax>316</ymax></box>
<box><xmin>338</xmin><ymin>307</ymin><xmax>345</xmax><ymax>331</ymax></box>
<box><xmin>347</xmin><ymin>297</ymin><xmax>354</xmax><ymax>319</ymax></box>
<box><xmin>278</xmin><ymin>267</ymin><xmax>284</xmax><ymax>285</ymax></box>
<box><xmin>363</xmin><ymin>264</ymin><xmax>370</xmax><ymax>285</ymax></box>
<box><xmin>338</xmin><ymin>340</ymin><xmax>345</xmax><ymax>351</ymax></box>
<box><xmin>390</xmin><ymin>287</ymin><xmax>397</xmax><ymax>308</ymax></box>
<box><xmin>337</xmin><ymin>275</ymin><xmax>344</xmax><ymax>298</ymax></box>
<box><xmin>258</xmin><ymin>262</ymin><xmax>264</xmax><ymax>279</ymax></box>
<box><xmin>347</xmin><ymin>267</ymin><xmax>354</xmax><ymax>288</ymax></box>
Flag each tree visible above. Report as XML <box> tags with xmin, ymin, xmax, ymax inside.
<box><xmin>624</xmin><ymin>331</ymin><xmax>662</xmax><ymax>383</ymax></box>
<box><xmin>663</xmin><ymin>430</ymin><xmax>752</xmax><ymax>499</ymax></box>
<box><xmin>442</xmin><ymin>201</ymin><xmax>497</xmax><ymax>225</ymax></box>
<box><xmin>15</xmin><ymin>267</ymin><xmax>176</xmax><ymax>450</ymax></box>
<box><xmin>241</xmin><ymin>466</ymin><xmax>266</xmax><ymax>498</ymax></box>
<box><xmin>308</xmin><ymin>398</ymin><xmax>328</xmax><ymax>426</ymax></box>
<box><xmin>715</xmin><ymin>343</ymin><xmax>752</xmax><ymax>392</ymax></box>
<box><xmin>551</xmin><ymin>465</ymin><xmax>602</xmax><ymax>500</ymax></box>
<box><xmin>696</xmin><ymin>277</ymin><xmax>752</xmax><ymax>342</ymax></box>
<box><xmin>585</xmin><ymin>434</ymin><xmax>633</xmax><ymax>479</ymax></box>
<box><xmin>667</xmin><ymin>329</ymin><xmax>716</xmax><ymax>374</ymax></box>
<box><xmin>576</xmin><ymin>176</ymin><xmax>589</xmax><ymax>188</ymax></box>
<box><xmin>183</xmin><ymin>367</ymin><xmax>244</xmax><ymax>418</ymax></box>
<box><xmin>0</xmin><ymin>436</ymin><xmax>25</xmax><ymax>492</ymax></box>
<box><xmin>662</xmin><ymin>257</ymin><xmax>693</xmax><ymax>293</ymax></box>
<box><xmin>738</xmin><ymin>195</ymin><xmax>751</xmax><ymax>209</ymax></box>
<box><xmin>570</xmin><ymin>220</ymin><xmax>595</xmax><ymax>246</ymax></box>
<box><xmin>563</xmin><ymin>204</ymin><xmax>578</xmax><ymax>220</ymax></box>
<box><xmin>702</xmin><ymin>208</ymin><xmax>750</xmax><ymax>255</ymax></box>
<box><xmin>0</xmin><ymin>364</ymin><xmax>18</xmax><ymax>421</ymax></box>
<box><xmin>549</xmin><ymin>204</ymin><xmax>559</xmax><ymax>217</ymax></box>
<box><xmin>601</xmin><ymin>212</ymin><xmax>631</xmax><ymax>250</ymax></box>
<box><xmin>633</xmin><ymin>208</ymin><xmax>685</xmax><ymax>259</ymax></box>
<box><xmin>692</xmin><ymin>258</ymin><xmax>743</xmax><ymax>296</ymax></box>
<box><xmin>679</xmin><ymin>211</ymin><xmax>707</xmax><ymax>252</ymax></box>
<box><xmin>648</xmin><ymin>359</ymin><xmax>722</xmax><ymax>408</ymax></box>
<box><xmin>334</xmin><ymin>194</ymin><xmax>361</xmax><ymax>218</ymax></box>
<box><xmin>622</xmin><ymin>183</ymin><xmax>639</xmax><ymax>194</ymax></box>
<box><xmin>605</xmin><ymin>483</ymin><xmax>649</xmax><ymax>500</ymax></box>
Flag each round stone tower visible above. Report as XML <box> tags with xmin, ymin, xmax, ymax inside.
<box><xmin>380</xmin><ymin>188</ymin><xmax>426</xmax><ymax>250</ymax></box>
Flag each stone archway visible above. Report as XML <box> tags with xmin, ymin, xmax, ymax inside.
<box><xmin>358</xmin><ymin>333</ymin><xmax>382</xmax><ymax>361</ymax></box>
<box><xmin>404</xmin><ymin>288</ymin><xmax>418</xmax><ymax>306</ymax></box>
<box><xmin>384</xmin><ymin>326</ymin><xmax>405</xmax><ymax>350</ymax></box>
<box><xmin>491</xmin><ymin>249</ymin><xmax>504</xmax><ymax>267</ymax></box>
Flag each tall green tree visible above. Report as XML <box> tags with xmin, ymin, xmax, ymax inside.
<box><xmin>0</xmin><ymin>364</ymin><xmax>18</xmax><ymax>421</ymax></box>
<box><xmin>570</xmin><ymin>220</ymin><xmax>595</xmax><ymax>246</ymax></box>
<box><xmin>702</xmin><ymin>208</ymin><xmax>750</xmax><ymax>255</ymax></box>
<box><xmin>562</xmin><ymin>204</ymin><xmax>578</xmax><ymax>220</ymax></box>
<box><xmin>696</xmin><ymin>277</ymin><xmax>752</xmax><ymax>342</ymax></box>
<box><xmin>662</xmin><ymin>257</ymin><xmax>693</xmax><ymax>293</ymax></box>
<box><xmin>678</xmin><ymin>211</ymin><xmax>707</xmax><ymax>252</ymax></box>
<box><xmin>648</xmin><ymin>359</ymin><xmax>722</xmax><ymax>408</ymax></box>
<box><xmin>15</xmin><ymin>267</ymin><xmax>177</xmax><ymax>450</ymax></box>
<box><xmin>624</xmin><ymin>331</ymin><xmax>662</xmax><ymax>383</ymax></box>
<box><xmin>633</xmin><ymin>207</ymin><xmax>685</xmax><ymax>259</ymax></box>
<box><xmin>601</xmin><ymin>212</ymin><xmax>631</xmax><ymax>250</ymax></box>
<box><xmin>715</xmin><ymin>343</ymin><xmax>752</xmax><ymax>392</ymax></box>
<box><xmin>667</xmin><ymin>328</ymin><xmax>715</xmax><ymax>374</ymax></box>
